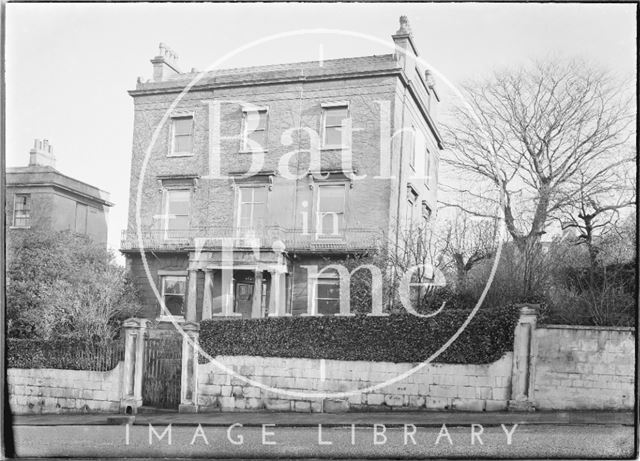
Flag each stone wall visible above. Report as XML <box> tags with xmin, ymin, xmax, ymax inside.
<box><xmin>533</xmin><ymin>326</ymin><xmax>635</xmax><ymax>410</ymax></box>
<box><xmin>196</xmin><ymin>353</ymin><xmax>513</xmax><ymax>412</ymax></box>
<box><xmin>8</xmin><ymin>363</ymin><xmax>124</xmax><ymax>414</ymax></box>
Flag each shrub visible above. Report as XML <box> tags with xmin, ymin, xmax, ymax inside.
<box><xmin>7</xmin><ymin>338</ymin><xmax>124</xmax><ymax>371</ymax></box>
<box><xmin>6</xmin><ymin>229</ymin><xmax>142</xmax><ymax>341</ymax></box>
<box><xmin>199</xmin><ymin>305</ymin><xmax>520</xmax><ymax>364</ymax></box>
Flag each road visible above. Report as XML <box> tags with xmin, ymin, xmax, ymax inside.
<box><xmin>12</xmin><ymin>423</ymin><xmax>635</xmax><ymax>458</ymax></box>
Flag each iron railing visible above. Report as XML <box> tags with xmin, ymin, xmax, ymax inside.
<box><xmin>120</xmin><ymin>226</ymin><xmax>383</xmax><ymax>252</ymax></box>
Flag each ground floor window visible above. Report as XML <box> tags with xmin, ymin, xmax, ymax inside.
<box><xmin>161</xmin><ymin>275</ymin><xmax>186</xmax><ymax>316</ymax></box>
<box><xmin>316</xmin><ymin>276</ymin><xmax>340</xmax><ymax>315</ymax></box>
<box><xmin>13</xmin><ymin>194</ymin><xmax>31</xmax><ymax>227</ymax></box>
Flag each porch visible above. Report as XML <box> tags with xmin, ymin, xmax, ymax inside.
<box><xmin>181</xmin><ymin>248</ymin><xmax>290</xmax><ymax>321</ymax></box>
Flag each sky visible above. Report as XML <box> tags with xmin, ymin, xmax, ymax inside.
<box><xmin>5</xmin><ymin>2</ymin><xmax>637</xmax><ymax>257</ymax></box>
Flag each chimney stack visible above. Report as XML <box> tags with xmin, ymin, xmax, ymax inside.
<box><xmin>392</xmin><ymin>16</ymin><xmax>419</xmax><ymax>73</ymax></box>
<box><xmin>151</xmin><ymin>42</ymin><xmax>181</xmax><ymax>82</ymax></box>
<box><xmin>29</xmin><ymin>139</ymin><xmax>56</xmax><ymax>168</ymax></box>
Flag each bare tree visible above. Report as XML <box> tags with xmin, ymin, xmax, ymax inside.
<box><xmin>441</xmin><ymin>58</ymin><xmax>635</xmax><ymax>294</ymax></box>
<box><xmin>438</xmin><ymin>210</ymin><xmax>499</xmax><ymax>291</ymax></box>
<box><xmin>557</xmin><ymin>166</ymin><xmax>635</xmax><ymax>269</ymax></box>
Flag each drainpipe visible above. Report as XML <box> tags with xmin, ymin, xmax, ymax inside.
<box><xmin>287</xmin><ymin>71</ymin><xmax>306</xmax><ymax>315</ymax></box>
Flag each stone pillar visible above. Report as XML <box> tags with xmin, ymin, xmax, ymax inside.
<box><xmin>179</xmin><ymin>322</ymin><xmax>200</xmax><ymax>413</ymax></box>
<box><xmin>120</xmin><ymin>318</ymin><xmax>150</xmax><ymax>414</ymax></box>
<box><xmin>268</xmin><ymin>269</ymin><xmax>289</xmax><ymax>317</ymax></box>
<box><xmin>220</xmin><ymin>267</ymin><xmax>238</xmax><ymax>316</ymax></box>
<box><xmin>186</xmin><ymin>270</ymin><xmax>198</xmax><ymax>321</ymax></box>
<box><xmin>509</xmin><ymin>304</ymin><xmax>538</xmax><ymax>411</ymax></box>
<box><xmin>202</xmin><ymin>270</ymin><xmax>214</xmax><ymax>320</ymax></box>
<box><xmin>251</xmin><ymin>269</ymin><xmax>263</xmax><ymax>318</ymax></box>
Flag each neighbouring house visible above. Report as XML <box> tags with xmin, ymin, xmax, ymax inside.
<box><xmin>121</xmin><ymin>16</ymin><xmax>443</xmax><ymax>322</ymax></box>
<box><xmin>6</xmin><ymin>139</ymin><xmax>113</xmax><ymax>245</ymax></box>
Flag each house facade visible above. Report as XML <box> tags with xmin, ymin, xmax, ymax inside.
<box><xmin>121</xmin><ymin>17</ymin><xmax>443</xmax><ymax>322</ymax></box>
<box><xmin>6</xmin><ymin>139</ymin><xmax>113</xmax><ymax>244</ymax></box>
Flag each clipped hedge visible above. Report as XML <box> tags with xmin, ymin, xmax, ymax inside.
<box><xmin>199</xmin><ymin>305</ymin><xmax>520</xmax><ymax>364</ymax></box>
<box><xmin>7</xmin><ymin>339</ymin><xmax>124</xmax><ymax>371</ymax></box>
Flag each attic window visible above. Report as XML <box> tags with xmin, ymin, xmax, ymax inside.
<box><xmin>170</xmin><ymin>115</ymin><xmax>194</xmax><ymax>156</ymax></box>
<box><xmin>322</xmin><ymin>104</ymin><xmax>349</xmax><ymax>148</ymax></box>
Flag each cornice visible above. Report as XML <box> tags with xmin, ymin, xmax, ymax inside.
<box><xmin>6</xmin><ymin>182</ymin><xmax>114</xmax><ymax>207</ymax></box>
<box><xmin>128</xmin><ymin>67</ymin><xmax>403</xmax><ymax>97</ymax></box>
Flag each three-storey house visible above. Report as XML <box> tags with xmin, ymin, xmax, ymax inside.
<box><xmin>121</xmin><ymin>17</ymin><xmax>443</xmax><ymax>322</ymax></box>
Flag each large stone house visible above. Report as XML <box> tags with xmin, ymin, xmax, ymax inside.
<box><xmin>6</xmin><ymin>139</ymin><xmax>113</xmax><ymax>244</ymax></box>
<box><xmin>121</xmin><ymin>17</ymin><xmax>442</xmax><ymax>322</ymax></box>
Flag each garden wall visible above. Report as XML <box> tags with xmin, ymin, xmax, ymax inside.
<box><xmin>8</xmin><ymin>362</ymin><xmax>124</xmax><ymax>414</ymax></box>
<box><xmin>533</xmin><ymin>325</ymin><xmax>635</xmax><ymax>410</ymax></box>
<box><xmin>196</xmin><ymin>353</ymin><xmax>513</xmax><ymax>412</ymax></box>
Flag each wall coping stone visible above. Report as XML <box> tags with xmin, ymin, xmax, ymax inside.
<box><xmin>538</xmin><ymin>324</ymin><xmax>636</xmax><ymax>332</ymax></box>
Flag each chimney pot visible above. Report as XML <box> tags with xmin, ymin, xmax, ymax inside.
<box><xmin>151</xmin><ymin>42</ymin><xmax>181</xmax><ymax>82</ymax></box>
<box><xmin>396</xmin><ymin>15</ymin><xmax>412</xmax><ymax>35</ymax></box>
<box><xmin>29</xmin><ymin>138</ymin><xmax>56</xmax><ymax>168</ymax></box>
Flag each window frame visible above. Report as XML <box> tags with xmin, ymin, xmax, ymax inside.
<box><xmin>162</xmin><ymin>188</ymin><xmax>191</xmax><ymax>239</ymax></box>
<box><xmin>408</xmin><ymin>125</ymin><xmax>417</xmax><ymax>171</ymax></box>
<box><xmin>406</xmin><ymin>186</ymin><xmax>419</xmax><ymax>230</ymax></box>
<box><xmin>241</xmin><ymin>107</ymin><xmax>269</xmax><ymax>153</ymax></box>
<box><xmin>315</xmin><ymin>274</ymin><xmax>341</xmax><ymax>316</ymax></box>
<box><xmin>315</xmin><ymin>182</ymin><xmax>347</xmax><ymax>238</ymax></box>
<box><xmin>236</xmin><ymin>185</ymin><xmax>268</xmax><ymax>233</ymax></box>
<box><xmin>169</xmin><ymin>114</ymin><xmax>194</xmax><ymax>157</ymax></box>
<box><xmin>74</xmin><ymin>202</ymin><xmax>88</xmax><ymax>234</ymax></box>
<box><xmin>159</xmin><ymin>274</ymin><xmax>187</xmax><ymax>320</ymax></box>
<box><xmin>424</xmin><ymin>145</ymin><xmax>432</xmax><ymax>188</ymax></box>
<box><xmin>12</xmin><ymin>193</ymin><xmax>31</xmax><ymax>228</ymax></box>
<box><xmin>321</xmin><ymin>102</ymin><xmax>350</xmax><ymax>149</ymax></box>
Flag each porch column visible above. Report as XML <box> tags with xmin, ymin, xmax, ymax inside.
<box><xmin>509</xmin><ymin>304</ymin><xmax>538</xmax><ymax>411</ymax></box>
<box><xmin>268</xmin><ymin>269</ymin><xmax>289</xmax><ymax>317</ymax></box>
<box><xmin>120</xmin><ymin>318</ymin><xmax>150</xmax><ymax>414</ymax></box>
<box><xmin>251</xmin><ymin>269</ymin><xmax>263</xmax><ymax>318</ymax></box>
<box><xmin>201</xmin><ymin>270</ymin><xmax>214</xmax><ymax>320</ymax></box>
<box><xmin>220</xmin><ymin>267</ymin><xmax>238</xmax><ymax>317</ymax></box>
<box><xmin>179</xmin><ymin>321</ymin><xmax>200</xmax><ymax>413</ymax></box>
<box><xmin>186</xmin><ymin>269</ymin><xmax>198</xmax><ymax>322</ymax></box>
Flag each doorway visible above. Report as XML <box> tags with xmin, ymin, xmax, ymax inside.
<box><xmin>234</xmin><ymin>281</ymin><xmax>254</xmax><ymax>318</ymax></box>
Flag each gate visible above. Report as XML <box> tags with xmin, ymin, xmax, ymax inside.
<box><xmin>142</xmin><ymin>337</ymin><xmax>182</xmax><ymax>409</ymax></box>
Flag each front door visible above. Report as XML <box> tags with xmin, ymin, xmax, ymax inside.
<box><xmin>234</xmin><ymin>282</ymin><xmax>254</xmax><ymax>318</ymax></box>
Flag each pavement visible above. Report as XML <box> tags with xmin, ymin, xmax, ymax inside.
<box><xmin>11</xmin><ymin>409</ymin><xmax>635</xmax><ymax>427</ymax></box>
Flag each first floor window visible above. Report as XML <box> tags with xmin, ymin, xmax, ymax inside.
<box><xmin>316</xmin><ymin>276</ymin><xmax>340</xmax><ymax>315</ymax></box>
<box><xmin>163</xmin><ymin>189</ymin><xmax>190</xmax><ymax>235</ymax></box>
<box><xmin>171</xmin><ymin>116</ymin><xmax>193</xmax><ymax>155</ymax></box>
<box><xmin>238</xmin><ymin>186</ymin><xmax>267</xmax><ymax>230</ymax></box>
<box><xmin>408</xmin><ymin>126</ymin><xmax>417</xmax><ymax>170</ymax></box>
<box><xmin>406</xmin><ymin>188</ymin><xmax>418</xmax><ymax>230</ymax></box>
<box><xmin>161</xmin><ymin>276</ymin><xmax>186</xmax><ymax>316</ymax></box>
<box><xmin>75</xmin><ymin>203</ymin><xmax>88</xmax><ymax>234</ymax></box>
<box><xmin>424</xmin><ymin>147</ymin><xmax>432</xmax><ymax>183</ymax></box>
<box><xmin>317</xmin><ymin>184</ymin><xmax>346</xmax><ymax>236</ymax></box>
<box><xmin>13</xmin><ymin>194</ymin><xmax>30</xmax><ymax>227</ymax></box>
